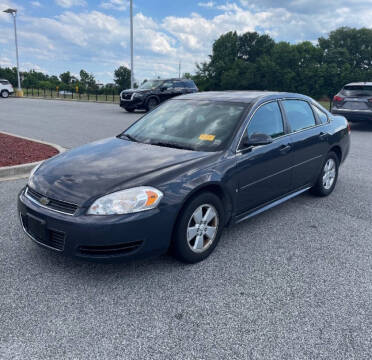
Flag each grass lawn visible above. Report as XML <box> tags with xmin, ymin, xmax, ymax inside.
<box><xmin>319</xmin><ymin>100</ymin><xmax>331</xmax><ymax>111</ymax></box>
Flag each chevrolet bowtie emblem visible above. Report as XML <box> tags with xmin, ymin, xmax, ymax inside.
<box><xmin>39</xmin><ymin>197</ymin><xmax>50</xmax><ymax>206</ymax></box>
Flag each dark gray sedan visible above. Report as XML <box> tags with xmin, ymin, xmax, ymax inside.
<box><xmin>332</xmin><ymin>82</ymin><xmax>372</xmax><ymax>122</ymax></box>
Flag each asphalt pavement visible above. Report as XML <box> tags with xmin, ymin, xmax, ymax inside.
<box><xmin>0</xmin><ymin>98</ymin><xmax>371</xmax><ymax>359</ymax></box>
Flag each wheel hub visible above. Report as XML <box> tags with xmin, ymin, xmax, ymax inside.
<box><xmin>187</xmin><ymin>204</ymin><xmax>219</xmax><ymax>253</ymax></box>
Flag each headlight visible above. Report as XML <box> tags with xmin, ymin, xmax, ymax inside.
<box><xmin>28</xmin><ymin>162</ymin><xmax>42</xmax><ymax>185</ymax></box>
<box><xmin>87</xmin><ymin>186</ymin><xmax>163</xmax><ymax>215</ymax></box>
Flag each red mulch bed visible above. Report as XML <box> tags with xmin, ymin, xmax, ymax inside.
<box><xmin>0</xmin><ymin>132</ymin><xmax>59</xmax><ymax>167</ymax></box>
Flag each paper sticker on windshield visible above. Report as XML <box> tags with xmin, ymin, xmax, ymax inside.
<box><xmin>199</xmin><ymin>134</ymin><xmax>216</xmax><ymax>141</ymax></box>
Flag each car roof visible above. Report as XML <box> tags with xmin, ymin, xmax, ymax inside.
<box><xmin>175</xmin><ymin>91</ymin><xmax>310</xmax><ymax>104</ymax></box>
<box><xmin>344</xmin><ymin>82</ymin><xmax>372</xmax><ymax>86</ymax></box>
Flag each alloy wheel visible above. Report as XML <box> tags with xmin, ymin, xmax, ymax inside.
<box><xmin>148</xmin><ymin>99</ymin><xmax>158</xmax><ymax>110</ymax></box>
<box><xmin>187</xmin><ymin>204</ymin><xmax>219</xmax><ymax>253</ymax></box>
<box><xmin>323</xmin><ymin>158</ymin><xmax>336</xmax><ymax>190</ymax></box>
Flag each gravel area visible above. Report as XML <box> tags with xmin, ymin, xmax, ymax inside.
<box><xmin>0</xmin><ymin>132</ymin><xmax>58</xmax><ymax>166</ymax></box>
<box><xmin>0</xmin><ymin>99</ymin><xmax>371</xmax><ymax>359</ymax></box>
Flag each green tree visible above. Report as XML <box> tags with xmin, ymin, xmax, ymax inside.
<box><xmin>194</xmin><ymin>27</ymin><xmax>372</xmax><ymax>99</ymax></box>
<box><xmin>79</xmin><ymin>69</ymin><xmax>97</xmax><ymax>90</ymax></box>
<box><xmin>60</xmin><ymin>71</ymin><xmax>72</xmax><ymax>85</ymax></box>
<box><xmin>114</xmin><ymin>66</ymin><xmax>131</xmax><ymax>90</ymax></box>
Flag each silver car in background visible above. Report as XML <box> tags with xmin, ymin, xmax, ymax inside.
<box><xmin>332</xmin><ymin>82</ymin><xmax>372</xmax><ymax>122</ymax></box>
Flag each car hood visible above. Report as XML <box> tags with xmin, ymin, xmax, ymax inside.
<box><xmin>29</xmin><ymin>137</ymin><xmax>211</xmax><ymax>206</ymax></box>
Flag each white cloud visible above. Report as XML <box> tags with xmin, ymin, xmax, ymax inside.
<box><xmin>3</xmin><ymin>0</ymin><xmax>372</xmax><ymax>83</ymax></box>
<box><xmin>198</xmin><ymin>1</ymin><xmax>215</xmax><ymax>8</ymax></box>
<box><xmin>100</xmin><ymin>0</ymin><xmax>128</xmax><ymax>11</ymax></box>
<box><xmin>0</xmin><ymin>56</ymin><xmax>12</xmax><ymax>67</ymax></box>
<box><xmin>55</xmin><ymin>0</ymin><xmax>86</xmax><ymax>8</ymax></box>
<box><xmin>31</xmin><ymin>1</ymin><xmax>42</xmax><ymax>7</ymax></box>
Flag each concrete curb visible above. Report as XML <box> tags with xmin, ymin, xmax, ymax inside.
<box><xmin>0</xmin><ymin>131</ymin><xmax>66</xmax><ymax>182</ymax></box>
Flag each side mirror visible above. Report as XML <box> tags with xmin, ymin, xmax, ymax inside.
<box><xmin>243</xmin><ymin>133</ymin><xmax>273</xmax><ymax>147</ymax></box>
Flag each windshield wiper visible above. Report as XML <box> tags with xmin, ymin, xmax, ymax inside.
<box><xmin>118</xmin><ymin>133</ymin><xmax>139</xmax><ymax>142</ymax></box>
<box><xmin>150</xmin><ymin>141</ymin><xmax>194</xmax><ymax>151</ymax></box>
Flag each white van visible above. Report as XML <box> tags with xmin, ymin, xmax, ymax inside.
<box><xmin>0</xmin><ymin>79</ymin><xmax>14</xmax><ymax>98</ymax></box>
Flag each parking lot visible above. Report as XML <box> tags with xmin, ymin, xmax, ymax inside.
<box><xmin>0</xmin><ymin>98</ymin><xmax>371</xmax><ymax>359</ymax></box>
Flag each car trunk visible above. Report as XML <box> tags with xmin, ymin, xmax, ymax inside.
<box><xmin>336</xmin><ymin>85</ymin><xmax>372</xmax><ymax>110</ymax></box>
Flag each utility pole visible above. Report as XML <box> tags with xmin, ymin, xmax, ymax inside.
<box><xmin>179</xmin><ymin>60</ymin><xmax>181</xmax><ymax>79</ymax></box>
<box><xmin>3</xmin><ymin>8</ymin><xmax>22</xmax><ymax>96</ymax></box>
<box><xmin>130</xmin><ymin>0</ymin><xmax>134</xmax><ymax>89</ymax></box>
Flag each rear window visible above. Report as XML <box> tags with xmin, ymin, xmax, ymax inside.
<box><xmin>282</xmin><ymin>100</ymin><xmax>316</xmax><ymax>132</ymax></box>
<box><xmin>341</xmin><ymin>85</ymin><xmax>372</xmax><ymax>97</ymax></box>
<box><xmin>0</xmin><ymin>80</ymin><xmax>9</xmax><ymax>85</ymax></box>
<box><xmin>312</xmin><ymin>105</ymin><xmax>328</xmax><ymax>124</ymax></box>
<box><xmin>184</xmin><ymin>81</ymin><xmax>197</xmax><ymax>89</ymax></box>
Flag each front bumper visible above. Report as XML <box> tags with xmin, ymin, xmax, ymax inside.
<box><xmin>18</xmin><ymin>188</ymin><xmax>175</xmax><ymax>262</ymax></box>
<box><xmin>119</xmin><ymin>97</ymin><xmax>145</xmax><ymax>109</ymax></box>
<box><xmin>332</xmin><ymin>108</ymin><xmax>372</xmax><ymax>122</ymax></box>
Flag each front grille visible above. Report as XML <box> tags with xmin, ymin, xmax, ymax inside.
<box><xmin>79</xmin><ymin>240</ymin><xmax>143</xmax><ymax>256</ymax></box>
<box><xmin>20</xmin><ymin>213</ymin><xmax>66</xmax><ymax>251</ymax></box>
<box><xmin>121</xmin><ymin>93</ymin><xmax>132</xmax><ymax>100</ymax></box>
<box><xmin>49</xmin><ymin>230</ymin><xmax>66</xmax><ymax>251</ymax></box>
<box><xmin>26</xmin><ymin>187</ymin><xmax>78</xmax><ymax>215</ymax></box>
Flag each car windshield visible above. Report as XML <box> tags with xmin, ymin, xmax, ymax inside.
<box><xmin>341</xmin><ymin>85</ymin><xmax>372</xmax><ymax>97</ymax></box>
<box><xmin>123</xmin><ymin>100</ymin><xmax>247</xmax><ymax>151</ymax></box>
<box><xmin>139</xmin><ymin>80</ymin><xmax>163</xmax><ymax>90</ymax></box>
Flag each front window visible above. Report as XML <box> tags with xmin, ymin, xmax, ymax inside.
<box><xmin>123</xmin><ymin>100</ymin><xmax>247</xmax><ymax>151</ymax></box>
<box><xmin>247</xmin><ymin>102</ymin><xmax>285</xmax><ymax>139</ymax></box>
<box><xmin>139</xmin><ymin>80</ymin><xmax>163</xmax><ymax>90</ymax></box>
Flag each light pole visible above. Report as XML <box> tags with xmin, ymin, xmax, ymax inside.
<box><xmin>3</xmin><ymin>8</ymin><xmax>22</xmax><ymax>96</ymax></box>
<box><xmin>130</xmin><ymin>0</ymin><xmax>134</xmax><ymax>89</ymax></box>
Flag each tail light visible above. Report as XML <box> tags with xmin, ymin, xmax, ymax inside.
<box><xmin>333</xmin><ymin>95</ymin><xmax>344</xmax><ymax>102</ymax></box>
<box><xmin>347</xmin><ymin>122</ymin><xmax>351</xmax><ymax>134</ymax></box>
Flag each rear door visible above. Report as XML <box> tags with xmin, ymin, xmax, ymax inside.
<box><xmin>235</xmin><ymin>101</ymin><xmax>294</xmax><ymax>213</ymax></box>
<box><xmin>280</xmin><ymin>99</ymin><xmax>328</xmax><ymax>189</ymax></box>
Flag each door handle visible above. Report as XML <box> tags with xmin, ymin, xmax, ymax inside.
<box><xmin>279</xmin><ymin>144</ymin><xmax>292</xmax><ymax>154</ymax></box>
<box><xmin>319</xmin><ymin>132</ymin><xmax>328</xmax><ymax>140</ymax></box>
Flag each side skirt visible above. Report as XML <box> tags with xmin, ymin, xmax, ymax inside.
<box><xmin>234</xmin><ymin>187</ymin><xmax>311</xmax><ymax>224</ymax></box>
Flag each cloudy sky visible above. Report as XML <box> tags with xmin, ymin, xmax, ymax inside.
<box><xmin>1</xmin><ymin>0</ymin><xmax>372</xmax><ymax>84</ymax></box>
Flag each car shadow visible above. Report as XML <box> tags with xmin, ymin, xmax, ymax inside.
<box><xmin>350</xmin><ymin>121</ymin><xmax>372</xmax><ymax>132</ymax></box>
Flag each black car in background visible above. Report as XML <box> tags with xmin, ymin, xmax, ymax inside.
<box><xmin>332</xmin><ymin>82</ymin><xmax>372</xmax><ymax>122</ymax></box>
<box><xmin>120</xmin><ymin>78</ymin><xmax>198</xmax><ymax>112</ymax></box>
<box><xmin>19</xmin><ymin>91</ymin><xmax>350</xmax><ymax>264</ymax></box>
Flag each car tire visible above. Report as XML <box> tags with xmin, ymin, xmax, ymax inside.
<box><xmin>1</xmin><ymin>90</ymin><xmax>9</xmax><ymax>98</ymax></box>
<box><xmin>172</xmin><ymin>192</ymin><xmax>224</xmax><ymax>263</ymax></box>
<box><xmin>146</xmin><ymin>97</ymin><xmax>158</xmax><ymax>112</ymax></box>
<box><xmin>124</xmin><ymin>107</ymin><xmax>135</xmax><ymax>113</ymax></box>
<box><xmin>311</xmin><ymin>151</ymin><xmax>339</xmax><ymax>197</ymax></box>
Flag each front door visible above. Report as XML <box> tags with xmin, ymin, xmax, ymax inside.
<box><xmin>235</xmin><ymin>101</ymin><xmax>294</xmax><ymax>214</ymax></box>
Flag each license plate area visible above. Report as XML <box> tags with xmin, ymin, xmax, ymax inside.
<box><xmin>343</xmin><ymin>101</ymin><xmax>369</xmax><ymax>110</ymax></box>
<box><xmin>27</xmin><ymin>213</ymin><xmax>47</xmax><ymax>242</ymax></box>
